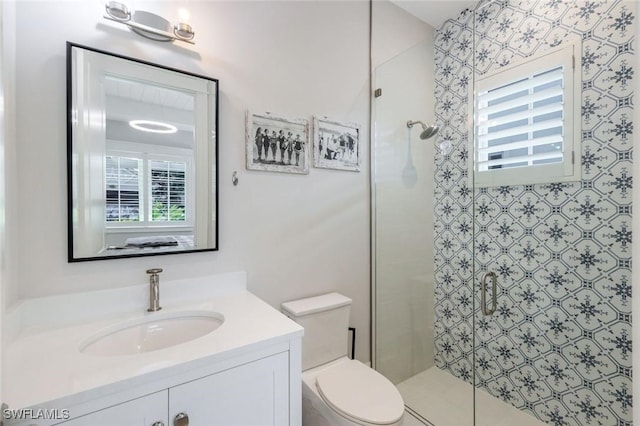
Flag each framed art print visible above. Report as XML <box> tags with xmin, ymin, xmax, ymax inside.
<box><xmin>246</xmin><ymin>111</ymin><xmax>309</xmax><ymax>174</ymax></box>
<box><xmin>313</xmin><ymin>116</ymin><xmax>360</xmax><ymax>172</ymax></box>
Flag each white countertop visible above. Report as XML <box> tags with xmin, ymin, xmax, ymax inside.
<box><xmin>4</xmin><ymin>272</ymin><xmax>303</xmax><ymax>412</ymax></box>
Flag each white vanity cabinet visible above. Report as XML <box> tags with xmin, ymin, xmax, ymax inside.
<box><xmin>57</xmin><ymin>392</ymin><xmax>168</xmax><ymax>426</ymax></box>
<box><xmin>168</xmin><ymin>352</ymin><xmax>290</xmax><ymax>425</ymax></box>
<box><xmin>5</xmin><ymin>275</ymin><xmax>303</xmax><ymax>426</ymax></box>
<box><xmin>52</xmin><ymin>352</ymin><xmax>292</xmax><ymax>426</ymax></box>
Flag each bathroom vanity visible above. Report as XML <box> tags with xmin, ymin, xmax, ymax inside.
<box><xmin>3</xmin><ymin>272</ymin><xmax>303</xmax><ymax>425</ymax></box>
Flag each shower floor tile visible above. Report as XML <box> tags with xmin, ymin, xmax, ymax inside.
<box><xmin>397</xmin><ymin>367</ymin><xmax>546</xmax><ymax>426</ymax></box>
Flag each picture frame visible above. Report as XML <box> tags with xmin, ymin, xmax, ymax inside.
<box><xmin>313</xmin><ymin>116</ymin><xmax>361</xmax><ymax>172</ymax></box>
<box><xmin>246</xmin><ymin>111</ymin><xmax>310</xmax><ymax>174</ymax></box>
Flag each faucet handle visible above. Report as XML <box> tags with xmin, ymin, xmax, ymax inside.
<box><xmin>146</xmin><ymin>268</ymin><xmax>163</xmax><ymax>274</ymax></box>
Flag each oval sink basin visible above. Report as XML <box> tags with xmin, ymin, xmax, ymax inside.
<box><xmin>80</xmin><ymin>311</ymin><xmax>225</xmax><ymax>356</ymax></box>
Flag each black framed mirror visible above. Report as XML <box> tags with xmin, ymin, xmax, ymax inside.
<box><xmin>67</xmin><ymin>42</ymin><xmax>218</xmax><ymax>261</ymax></box>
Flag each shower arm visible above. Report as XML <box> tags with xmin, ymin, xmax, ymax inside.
<box><xmin>406</xmin><ymin>120</ymin><xmax>425</xmax><ymax>130</ymax></box>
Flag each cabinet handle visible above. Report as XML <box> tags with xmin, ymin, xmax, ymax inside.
<box><xmin>152</xmin><ymin>422</ymin><xmax>165</xmax><ymax>426</ymax></box>
<box><xmin>174</xmin><ymin>412</ymin><xmax>189</xmax><ymax>426</ymax></box>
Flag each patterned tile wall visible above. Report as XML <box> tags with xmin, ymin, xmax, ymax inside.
<box><xmin>433</xmin><ymin>1</ymin><xmax>634</xmax><ymax>425</ymax></box>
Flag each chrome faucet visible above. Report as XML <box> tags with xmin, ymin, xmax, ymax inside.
<box><xmin>146</xmin><ymin>268</ymin><xmax>163</xmax><ymax>312</ymax></box>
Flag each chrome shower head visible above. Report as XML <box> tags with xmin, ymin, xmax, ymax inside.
<box><xmin>407</xmin><ymin>119</ymin><xmax>451</xmax><ymax>154</ymax></box>
<box><xmin>407</xmin><ymin>120</ymin><xmax>439</xmax><ymax>140</ymax></box>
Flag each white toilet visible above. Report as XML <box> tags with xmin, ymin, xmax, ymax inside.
<box><xmin>282</xmin><ymin>293</ymin><xmax>405</xmax><ymax>426</ymax></box>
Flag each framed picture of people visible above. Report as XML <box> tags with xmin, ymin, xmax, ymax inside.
<box><xmin>245</xmin><ymin>111</ymin><xmax>310</xmax><ymax>174</ymax></box>
<box><xmin>312</xmin><ymin>116</ymin><xmax>361</xmax><ymax>172</ymax></box>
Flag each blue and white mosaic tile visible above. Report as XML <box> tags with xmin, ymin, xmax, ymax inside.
<box><xmin>433</xmin><ymin>1</ymin><xmax>634</xmax><ymax>424</ymax></box>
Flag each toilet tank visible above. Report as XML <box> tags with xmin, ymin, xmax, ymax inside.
<box><xmin>281</xmin><ymin>293</ymin><xmax>352</xmax><ymax>371</ymax></box>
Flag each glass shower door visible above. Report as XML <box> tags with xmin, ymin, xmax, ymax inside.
<box><xmin>373</xmin><ymin>36</ymin><xmax>474</xmax><ymax>425</ymax></box>
<box><xmin>471</xmin><ymin>1</ymin><xmax>634</xmax><ymax>425</ymax></box>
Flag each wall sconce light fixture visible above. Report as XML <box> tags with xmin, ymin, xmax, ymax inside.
<box><xmin>104</xmin><ymin>1</ymin><xmax>195</xmax><ymax>44</ymax></box>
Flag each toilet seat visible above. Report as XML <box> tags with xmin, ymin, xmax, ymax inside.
<box><xmin>315</xmin><ymin>359</ymin><xmax>404</xmax><ymax>425</ymax></box>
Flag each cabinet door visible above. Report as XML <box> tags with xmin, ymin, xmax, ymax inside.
<box><xmin>58</xmin><ymin>391</ymin><xmax>167</xmax><ymax>426</ymax></box>
<box><xmin>169</xmin><ymin>352</ymin><xmax>289</xmax><ymax>426</ymax></box>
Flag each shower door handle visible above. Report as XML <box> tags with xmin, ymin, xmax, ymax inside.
<box><xmin>481</xmin><ymin>272</ymin><xmax>497</xmax><ymax>316</ymax></box>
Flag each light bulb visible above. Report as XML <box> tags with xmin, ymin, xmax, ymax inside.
<box><xmin>105</xmin><ymin>1</ymin><xmax>131</xmax><ymax>21</ymax></box>
<box><xmin>178</xmin><ymin>7</ymin><xmax>190</xmax><ymax>22</ymax></box>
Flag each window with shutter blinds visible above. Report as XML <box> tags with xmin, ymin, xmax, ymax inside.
<box><xmin>105</xmin><ymin>153</ymin><xmax>192</xmax><ymax>228</ymax></box>
<box><xmin>473</xmin><ymin>43</ymin><xmax>581</xmax><ymax>186</ymax></box>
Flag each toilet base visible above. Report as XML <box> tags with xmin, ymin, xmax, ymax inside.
<box><xmin>303</xmin><ymin>391</ymin><xmax>350</xmax><ymax>426</ymax></box>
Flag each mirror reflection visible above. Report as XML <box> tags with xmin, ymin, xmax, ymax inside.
<box><xmin>68</xmin><ymin>43</ymin><xmax>218</xmax><ymax>261</ymax></box>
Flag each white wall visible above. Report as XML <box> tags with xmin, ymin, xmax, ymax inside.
<box><xmin>371</xmin><ymin>1</ymin><xmax>435</xmax><ymax>383</ymax></box>
<box><xmin>372</xmin><ymin>0</ymin><xmax>434</xmax><ymax>68</ymax></box>
<box><xmin>1</xmin><ymin>0</ymin><xmax>18</xmax><ymax>403</ymax></box>
<box><xmin>9</xmin><ymin>1</ymin><xmax>371</xmax><ymax>361</ymax></box>
<box><xmin>0</xmin><ymin>0</ymin><xmax>4</xmax><ymax>405</ymax></box>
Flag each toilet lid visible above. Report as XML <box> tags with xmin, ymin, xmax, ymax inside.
<box><xmin>316</xmin><ymin>360</ymin><xmax>404</xmax><ymax>425</ymax></box>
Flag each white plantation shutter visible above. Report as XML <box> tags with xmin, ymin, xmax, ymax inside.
<box><xmin>149</xmin><ymin>160</ymin><xmax>187</xmax><ymax>222</ymax></box>
<box><xmin>474</xmin><ymin>44</ymin><xmax>581</xmax><ymax>186</ymax></box>
<box><xmin>105</xmin><ymin>156</ymin><xmax>142</xmax><ymax>222</ymax></box>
